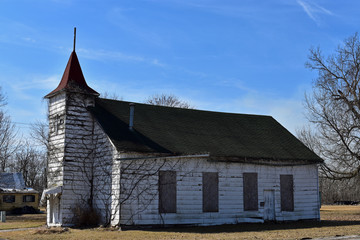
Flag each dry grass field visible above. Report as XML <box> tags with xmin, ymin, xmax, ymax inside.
<box><xmin>1</xmin><ymin>205</ymin><xmax>360</xmax><ymax>239</ymax></box>
<box><xmin>0</xmin><ymin>213</ymin><xmax>45</xmax><ymax>230</ymax></box>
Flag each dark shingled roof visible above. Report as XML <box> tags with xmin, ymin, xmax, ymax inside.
<box><xmin>89</xmin><ymin>98</ymin><xmax>322</xmax><ymax>164</ymax></box>
<box><xmin>0</xmin><ymin>172</ymin><xmax>26</xmax><ymax>189</ymax></box>
<box><xmin>45</xmin><ymin>51</ymin><xmax>99</xmax><ymax>98</ymax></box>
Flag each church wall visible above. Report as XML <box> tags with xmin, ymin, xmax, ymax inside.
<box><xmin>61</xmin><ymin>92</ymin><xmax>97</xmax><ymax>225</ymax></box>
<box><xmin>91</xmin><ymin>120</ymin><xmax>119</xmax><ymax>226</ymax></box>
<box><xmin>47</xmin><ymin>92</ymin><xmax>67</xmax><ymax>226</ymax></box>
<box><xmin>47</xmin><ymin>90</ymin><xmax>123</xmax><ymax>226</ymax></box>
<box><xmin>47</xmin><ymin>92</ymin><xmax>66</xmax><ymax>188</ymax></box>
<box><xmin>118</xmin><ymin>156</ymin><xmax>320</xmax><ymax>226</ymax></box>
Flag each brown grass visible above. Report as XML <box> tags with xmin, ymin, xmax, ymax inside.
<box><xmin>1</xmin><ymin>205</ymin><xmax>360</xmax><ymax>239</ymax></box>
<box><xmin>0</xmin><ymin>212</ymin><xmax>45</xmax><ymax>230</ymax></box>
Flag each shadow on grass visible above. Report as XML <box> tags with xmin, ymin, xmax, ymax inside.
<box><xmin>135</xmin><ymin>220</ymin><xmax>360</xmax><ymax>234</ymax></box>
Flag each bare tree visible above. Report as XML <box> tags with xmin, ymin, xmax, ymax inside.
<box><xmin>304</xmin><ymin>32</ymin><xmax>360</xmax><ymax>180</ymax></box>
<box><xmin>10</xmin><ymin>141</ymin><xmax>46</xmax><ymax>191</ymax></box>
<box><xmin>30</xmin><ymin>120</ymin><xmax>49</xmax><ymax>150</ymax></box>
<box><xmin>0</xmin><ymin>88</ymin><xmax>18</xmax><ymax>172</ymax></box>
<box><xmin>20</xmin><ymin>120</ymin><xmax>49</xmax><ymax>191</ymax></box>
<box><xmin>145</xmin><ymin>94</ymin><xmax>194</xmax><ymax>109</ymax></box>
<box><xmin>101</xmin><ymin>92</ymin><xmax>122</xmax><ymax>100</ymax></box>
<box><xmin>0</xmin><ymin>86</ymin><xmax>6</xmax><ymax>108</ymax></box>
<box><xmin>0</xmin><ymin>115</ymin><xmax>18</xmax><ymax>171</ymax></box>
<box><xmin>296</xmin><ymin>126</ymin><xmax>322</xmax><ymax>155</ymax></box>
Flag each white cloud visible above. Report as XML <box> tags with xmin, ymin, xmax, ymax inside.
<box><xmin>151</xmin><ymin>59</ymin><xmax>166</xmax><ymax>67</ymax></box>
<box><xmin>195</xmin><ymin>89</ymin><xmax>307</xmax><ymax>135</ymax></box>
<box><xmin>297</xmin><ymin>0</ymin><xmax>333</xmax><ymax>25</ymax></box>
<box><xmin>107</xmin><ymin>7</ymin><xmax>166</xmax><ymax>47</ymax></box>
<box><xmin>3</xmin><ymin>75</ymin><xmax>60</xmax><ymax>104</ymax></box>
<box><xmin>77</xmin><ymin>48</ymin><xmax>166</xmax><ymax>67</ymax></box>
<box><xmin>22</xmin><ymin>37</ymin><xmax>36</xmax><ymax>43</ymax></box>
<box><xmin>149</xmin><ymin>0</ymin><xmax>258</xmax><ymax>19</ymax></box>
<box><xmin>0</xmin><ymin>19</ymin><xmax>38</xmax><ymax>45</ymax></box>
<box><xmin>11</xmin><ymin>75</ymin><xmax>60</xmax><ymax>92</ymax></box>
<box><xmin>235</xmin><ymin>94</ymin><xmax>305</xmax><ymax>135</ymax></box>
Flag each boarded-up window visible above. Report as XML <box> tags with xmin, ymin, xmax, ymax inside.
<box><xmin>3</xmin><ymin>195</ymin><xmax>15</xmax><ymax>203</ymax></box>
<box><xmin>203</xmin><ymin>172</ymin><xmax>219</xmax><ymax>212</ymax></box>
<box><xmin>243</xmin><ymin>172</ymin><xmax>258</xmax><ymax>211</ymax></box>
<box><xmin>23</xmin><ymin>195</ymin><xmax>35</xmax><ymax>202</ymax></box>
<box><xmin>280</xmin><ymin>175</ymin><xmax>294</xmax><ymax>211</ymax></box>
<box><xmin>159</xmin><ymin>171</ymin><xmax>176</xmax><ymax>213</ymax></box>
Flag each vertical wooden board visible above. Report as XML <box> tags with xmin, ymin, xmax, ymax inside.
<box><xmin>159</xmin><ymin>171</ymin><xmax>176</xmax><ymax>213</ymax></box>
<box><xmin>263</xmin><ymin>190</ymin><xmax>275</xmax><ymax>221</ymax></box>
<box><xmin>119</xmin><ymin>158</ymin><xmax>319</xmax><ymax>225</ymax></box>
<box><xmin>280</xmin><ymin>175</ymin><xmax>294</xmax><ymax>211</ymax></box>
<box><xmin>203</xmin><ymin>172</ymin><xmax>219</xmax><ymax>212</ymax></box>
<box><xmin>243</xmin><ymin>172</ymin><xmax>258</xmax><ymax>211</ymax></box>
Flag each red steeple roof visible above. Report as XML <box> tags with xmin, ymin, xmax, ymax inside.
<box><xmin>45</xmin><ymin>51</ymin><xmax>99</xmax><ymax>98</ymax></box>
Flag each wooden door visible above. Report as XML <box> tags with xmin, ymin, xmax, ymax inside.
<box><xmin>263</xmin><ymin>190</ymin><xmax>275</xmax><ymax>221</ymax></box>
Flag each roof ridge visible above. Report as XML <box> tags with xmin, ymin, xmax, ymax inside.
<box><xmin>97</xmin><ymin>97</ymin><xmax>273</xmax><ymax>118</ymax></box>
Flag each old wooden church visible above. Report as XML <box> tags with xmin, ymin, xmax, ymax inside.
<box><xmin>41</xmin><ymin>43</ymin><xmax>322</xmax><ymax>227</ymax></box>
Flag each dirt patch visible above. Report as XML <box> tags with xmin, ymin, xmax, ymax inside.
<box><xmin>34</xmin><ymin>227</ymin><xmax>69</xmax><ymax>234</ymax></box>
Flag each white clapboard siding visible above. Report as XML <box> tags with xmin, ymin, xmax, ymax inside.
<box><xmin>47</xmin><ymin>92</ymin><xmax>66</xmax><ymax>188</ymax></box>
<box><xmin>118</xmin><ymin>157</ymin><xmax>320</xmax><ymax>226</ymax></box>
<box><xmin>46</xmin><ymin>90</ymin><xmax>320</xmax><ymax>227</ymax></box>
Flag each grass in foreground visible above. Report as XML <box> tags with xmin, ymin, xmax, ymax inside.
<box><xmin>1</xmin><ymin>205</ymin><xmax>360</xmax><ymax>239</ymax></box>
<box><xmin>0</xmin><ymin>213</ymin><xmax>45</xmax><ymax>230</ymax></box>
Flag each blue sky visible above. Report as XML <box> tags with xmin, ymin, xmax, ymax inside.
<box><xmin>0</xmin><ymin>0</ymin><xmax>359</xmax><ymax>137</ymax></box>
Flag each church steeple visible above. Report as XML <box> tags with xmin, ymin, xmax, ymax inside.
<box><xmin>45</xmin><ymin>28</ymin><xmax>99</xmax><ymax>98</ymax></box>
